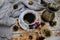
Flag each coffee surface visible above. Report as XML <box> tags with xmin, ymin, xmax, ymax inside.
<box><xmin>23</xmin><ymin>13</ymin><xmax>36</xmax><ymax>23</ymax></box>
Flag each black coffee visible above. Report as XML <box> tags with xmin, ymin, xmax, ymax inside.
<box><xmin>23</xmin><ymin>13</ymin><xmax>35</xmax><ymax>23</ymax></box>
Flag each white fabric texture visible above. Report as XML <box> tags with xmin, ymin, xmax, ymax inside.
<box><xmin>0</xmin><ymin>0</ymin><xmax>25</xmax><ymax>40</ymax></box>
